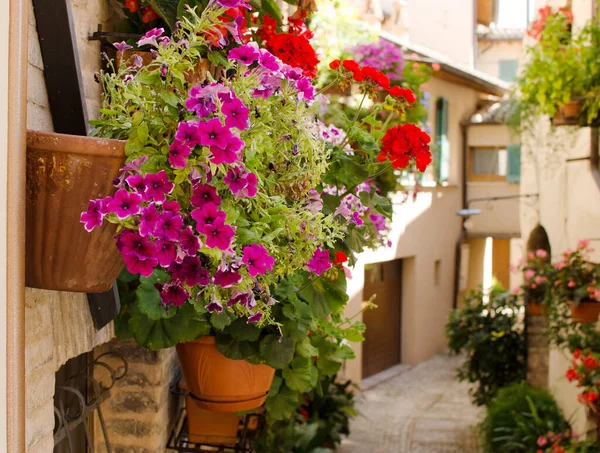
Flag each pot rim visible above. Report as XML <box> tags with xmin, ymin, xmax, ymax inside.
<box><xmin>27</xmin><ymin>130</ymin><xmax>125</xmax><ymax>158</ymax></box>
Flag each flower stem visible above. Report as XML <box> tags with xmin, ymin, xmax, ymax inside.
<box><xmin>316</xmin><ymin>78</ymin><xmax>340</xmax><ymax>97</ymax></box>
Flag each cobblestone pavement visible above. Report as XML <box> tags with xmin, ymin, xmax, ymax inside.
<box><xmin>339</xmin><ymin>353</ymin><xmax>483</xmax><ymax>453</ymax></box>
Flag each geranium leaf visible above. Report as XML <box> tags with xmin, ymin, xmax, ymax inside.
<box><xmin>210</xmin><ymin>310</ymin><xmax>234</xmax><ymax>331</ymax></box>
<box><xmin>215</xmin><ymin>332</ymin><xmax>259</xmax><ymax>360</ymax></box>
<box><xmin>260</xmin><ymin>335</ymin><xmax>295</xmax><ymax>369</ymax></box>
<box><xmin>135</xmin><ymin>269</ymin><xmax>170</xmax><ymax>320</ymax></box>
<box><xmin>147</xmin><ymin>0</ymin><xmax>179</xmax><ymax>30</ymax></box>
<box><xmin>296</xmin><ymin>337</ymin><xmax>319</xmax><ymax>358</ymax></box>
<box><xmin>224</xmin><ymin>317</ymin><xmax>261</xmax><ymax>341</ymax></box>
<box><xmin>282</xmin><ymin>357</ymin><xmax>313</xmax><ymax>392</ymax></box>
<box><xmin>265</xmin><ymin>385</ymin><xmax>300</xmax><ymax>421</ymax></box>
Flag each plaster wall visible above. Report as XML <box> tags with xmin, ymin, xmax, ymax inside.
<box><xmin>475</xmin><ymin>40</ymin><xmax>522</xmax><ymax>80</ymax></box>
<box><xmin>518</xmin><ymin>0</ymin><xmax>600</xmax><ymax>436</ymax></box>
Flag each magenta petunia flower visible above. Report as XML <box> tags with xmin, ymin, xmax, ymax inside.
<box><xmin>203</xmin><ymin>218</ymin><xmax>235</xmax><ymax>250</ymax></box>
<box><xmin>281</xmin><ymin>64</ymin><xmax>302</xmax><ymax>81</ymax></box>
<box><xmin>227</xmin><ymin>290</ymin><xmax>252</xmax><ymax>307</ymax></box>
<box><xmin>143</xmin><ymin>170</ymin><xmax>174</xmax><ymax>203</ymax></box>
<box><xmin>136</xmin><ymin>27</ymin><xmax>165</xmax><ymax>47</ymax></box>
<box><xmin>162</xmin><ymin>200</ymin><xmax>181</xmax><ymax>215</ymax></box>
<box><xmin>258</xmin><ymin>49</ymin><xmax>281</xmax><ymax>72</ymax></box>
<box><xmin>351</xmin><ymin>211</ymin><xmax>364</xmax><ymax>226</ymax></box>
<box><xmin>223</xmin><ymin>166</ymin><xmax>248</xmax><ymax>194</ymax></box>
<box><xmin>369</xmin><ymin>213</ymin><xmax>387</xmax><ymax>231</ymax></box>
<box><xmin>120</xmin><ymin>155</ymin><xmax>148</xmax><ymax>173</ymax></box>
<box><xmin>139</xmin><ymin>204</ymin><xmax>160</xmax><ymax>237</ymax></box>
<box><xmin>156</xmin><ymin>240</ymin><xmax>177</xmax><ymax>267</ymax></box>
<box><xmin>228</xmin><ymin>44</ymin><xmax>260</xmax><ymax>65</ymax></box>
<box><xmin>180</xmin><ymin>256</ymin><xmax>211</xmax><ymax>286</ymax></box>
<box><xmin>214</xmin><ymin>0</ymin><xmax>251</xmax><ymax>10</ymax></box>
<box><xmin>168</xmin><ymin>140</ymin><xmax>191</xmax><ymax>169</ymax></box>
<box><xmin>190</xmin><ymin>184</ymin><xmax>221</xmax><ymax>207</ymax></box>
<box><xmin>236</xmin><ymin>172</ymin><xmax>258</xmax><ymax>199</ymax></box>
<box><xmin>80</xmin><ymin>199</ymin><xmax>105</xmax><ymax>232</ymax></box>
<box><xmin>159</xmin><ymin>281</ymin><xmax>190</xmax><ymax>307</ymax></box>
<box><xmin>307</xmin><ymin>248</ymin><xmax>332</xmax><ymax>276</ymax></box>
<box><xmin>180</xmin><ymin>226</ymin><xmax>201</xmax><ymax>256</ymax></box>
<box><xmin>205</xmin><ymin>297</ymin><xmax>223</xmax><ymax>313</ymax></box>
<box><xmin>107</xmin><ymin>189</ymin><xmax>142</xmax><ymax>218</ymax></box>
<box><xmin>242</xmin><ymin>244</ymin><xmax>275</xmax><ymax>277</ymax></box>
<box><xmin>175</xmin><ymin>121</ymin><xmax>202</xmax><ymax>148</ymax></box>
<box><xmin>123</xmin><ymin>253</ymin><xmax>158</xmax><ymax>277</ymax></box>
<box><xmin>295</xmin><ymin>77</ymin><xmax>315</xmax><ymax>101</ymax></box>
<box><xmin>248</xmin><ymin>312</ymin><xmax>263</xmax><ymax>323</ymax></box>
<box><xmin>222</xmin><ymin>97</ymin><xmax>250</xmax><ymax>130</ymax></box>
<box><xmin>197</xmin><ymin>118</ymin><xmax>231</xmax><ymax>149</ymax></box>
<box><xmin>113</xmin><ymin>41</ymin><xmax>132</xmax><ymax>53</ymax></box>
<box><xmin>117</xmin><ymin>230</ymin><xmax>157</xmax><ymax>258</ymax></box>
<box><xmin>153</xmin><ymin>212</ymin><xmax>183</xmax><ymax>241</ymax></box>
<box><xmin>209</xmin><ymin>135</ymin><xmax>244</xmax><ymax>165</ymax></box>
<box><xmin>213</xmin><ymin>268</ymin><xmax>242</xmax><ymax>288</ymax></box>
<box><xmin>191</xmin><ymin>203</ymin><xmax>227</xmax><ymax>234</ymax></box>
<box><xmin>126</xmin><ymin>174</ymin><xmax>147</xmax><ymax>193</ymax></box>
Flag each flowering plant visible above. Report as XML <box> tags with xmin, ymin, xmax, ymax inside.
<box><xmin>552</xmin><ymin>240</ymin><xmax>599</xmax><ymax>305</ymax></box>
<box><xmin>536</xmin><ymin>429</ymin><xmax>600</xmax><ymax>453</ymax></box>
<box><xmin>527</xmin><ymin>4</ymin><xmax>573</xmax><ymax>42</ymax></box>
<box><xmin>566</xmin><ymin>348</ymin><xmax>600</xmax><ymax>406</ymax></box>
<box><xmin>349</xmin><ymin>40</ymin><xmax>405</xmax><ymax>81</ymax></box>
<box><xmin>512</xmin><ymin>248</ymin><xmax>552</xmax><ymax>306</ymax></box>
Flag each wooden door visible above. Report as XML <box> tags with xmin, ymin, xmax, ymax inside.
<box><xmin>362</xmin><ymin>259</ymin><xmax>402</xmax><ymax>378</ymax></box>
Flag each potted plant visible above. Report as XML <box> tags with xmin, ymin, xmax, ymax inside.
<box><xmin>552</xmin><ymin>240</ymin><xmax>600</xmax><ymax>324</ymax></box>
<box><xmin>516</xmin><ymin>5</ymin><xmax>600</xmax><ymax>128</ymax></box>
<box><xmin>85</xmin><ymin>1</ymin><xmax>430</xmax><ymax>444</ymax></box>
<box><xmin>513</xmin><ymin>248</ymin><xmax>552</xmax><ymax>316</ymax></box>
<box><xmin>566</xmin><ymin>348</ymin><xmax>600</xmax><ymax>428</ymax></box>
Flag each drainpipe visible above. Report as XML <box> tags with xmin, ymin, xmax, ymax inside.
<box><xmin>452</xmin><ymin>123</ymin><xmax>469</xmax><ymax>309</ymax></box>
<box><xmin>592</xmin><ymin>128</ymin><xmax>600</xmax><ymax>188</ymax></box>
<box><xmin>7</xmin><ymin>0</ymin><xmax>27</xmax><ymax>450</ymax></box>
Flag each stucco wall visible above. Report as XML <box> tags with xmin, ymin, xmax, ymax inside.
<box><xmin>475</xmin><ymin>40</ymin><xmax>522</xmax><ymax>80</ymax></box>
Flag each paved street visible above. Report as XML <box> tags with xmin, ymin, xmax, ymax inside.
<box><xmin>339</xmin><ymin>353</ymin><xmax>483</xmax><ymax>453</ymax></box>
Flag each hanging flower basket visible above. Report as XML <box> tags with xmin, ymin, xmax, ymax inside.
<box><xmin>26</xmin><ymin>131</ymin><xmax>125</xmax><ymax>292</ymax></box>
<box><xmin>552</xmin><ymin>99</ymin><xmax>583</xmax><ymax>126</ymax></box>
<box><xmin>527</xmin><ymin>301</ymin><xmax>546</xmax><ymax>317</ymax></box>
<box><xmin>570</xmin><ymin>300</ymin><xmax>600</xmax><ymax>324</ymax></box>
<box><xmin>176</xmin><ymin>336</ymin><xmax>275</xmax><ymax>413</ymax></box>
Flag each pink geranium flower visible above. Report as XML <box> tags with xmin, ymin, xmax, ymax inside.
<box><xmin>107</xmin><ymin>189</ymin><xmax>142</xmax><ymax>218</ymax></box>
<box><xmin>242</xmin><ymin>244</ymin><xmax>275</xmax><ymax>276</ymax></box>
<box><xmin>307</xmin><ymin>248</ymin><xmax>331</xmax><ymax>276</ymax></box>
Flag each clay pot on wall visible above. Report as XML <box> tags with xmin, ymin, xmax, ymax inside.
<box><xmin>570</xmin><ymin>300</ymin><xmax>600</xmax><ymax>324</ymax></box>
<box><xmin>176</xmin><ymin>336</ymin><xmax>275</xmax><ymax>413</ymax></box>
<box><xmin>553</xmin><ymin>100</ymin><xmax>583</xmax><ymax>126</ymax></box>
<box><xmin>26</xmin><ymin>130</ymin><xmax>126</xmax><ymax>292</ymax></box>
<box><xmin>527</xmin><ymin>301</ymin><xmax>545</xmax><ymax>317</ymax></box>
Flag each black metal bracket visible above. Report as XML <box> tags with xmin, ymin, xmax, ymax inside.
<box><xmin>87</xmin><ymin>285</ymin><xmax>121</xmax><ymax>331</ymax></box>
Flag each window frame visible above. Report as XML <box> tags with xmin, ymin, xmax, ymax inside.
<box><xmin>468</xmin><ymin>146</ymin><xmax>508</xmax><ymax>182</ymax></box>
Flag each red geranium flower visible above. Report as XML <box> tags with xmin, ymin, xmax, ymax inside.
<box><xmin>125</xmin><ymin>0</ymin><xmax>138</xmax><ymax>13</ymax></box>
<box><xmin>377</xmin><ymin>124</ymin><xmax>432</xmax><ymax>172</ymax></box>
<box><xmin>329</xmin><ymin>59</ymin><xmax>341</xmax><ymax>70</ymax></box>
<box><xmin>141</xmin><ymin>5</ymin><xmax>159</xmax><ymax>23</ymax></box>
<box><xmin>333</xmin><ymin>251</ymin><xmax>349</xmax><ymax>265</ymax></box>
<box><xmin>389</xmin><ymin>86</ymin><xmax>417</xmax><ymax>104</ymax></box>
<box><xmin>565</xmin><ymin>368</ymin><xmax>578</xmax><ymax>382</ymax></box>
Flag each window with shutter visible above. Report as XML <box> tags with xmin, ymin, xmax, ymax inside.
<box><xmin>498</xmin><ymin>59</ymin><xmax>518</xmax><ymax>82</ymax></box>
<box><xmin>506</xmin><ymin>144</ymin><xmax>521</xmax><ymax>183</ymax></box>
<box><xmin>435</xmin><ymin>97</ymin><xmax>450</xmax><ymax>183</ymax></box>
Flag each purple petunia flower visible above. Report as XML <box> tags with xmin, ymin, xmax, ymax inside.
<box><xmin>107</xmin><ymin>189</ymin><xmax>142</xmax><ymax>218</ymax></box>
<box><xmin>209</xmin><ymin>135</ymin><xmax>244</xmax><ymax>165</ymax></box>
<box><xmin>197</xmin><ymin>118</ymin><xmax>231</xmax><ymax>149</ymax></box>
<box><xmin>227</xmin><ymin>290</ymin><xmax>252</xmax><ymax>307</ymax></box>
<box><xmin>126</xmin><ymin>174</ymin><xmax>147</xmax><ymax>193</ymax></box>
<box><xmin>228</xmin><ymin>43</ymin><xmax>260</xmax><ymax>65</ymax></box>
<box><xmin>295</xmin><ymin>78</ymin><xmax>315</xmax><ymax>101</ymax></box>
<box><xmin>136</xmin><ymin>27</ymin><xmax>165</xmax><ymax>47</ymax></box>
<box><xmin>169</xmin><ymin>139</ymin><xmax>191</xmax><ymax>169</ymax></box>
<box><xmin>153</xmin><ymin>212</ymin><xmax>183</xmax><ymax>241</ymax></box>
<box><xmin>305</xmin><ymin>188</ymin><xmax>323</xmax><ymax>213</ymax></box>
<box><xmin>281</xmin><ymin>64</ymin><xmax>302</xmax><ymax>81</ymax></box>
<box><xmin>223</xmin><ymin>166</ymin><xmax>248</xmax><ymax>194</ymax></box>
<box><xmin>180</xmin><ymin>226</ymin><xmax>201</xmax><ymax>256</ymax></box>
<box><xmin>258</xmin><ymin>49</ymin><xmax>281</xmax><ymax>72</ymax></box>
<box><xmin>190</xmin><ymin>184</ymin><xmax>221</xmax><ymax>207</ymax></box>
<box><xmin>123</xmin><ymin>253</ymin><xmax>158</xmax><ymax>277</ymax></box>
<box><xmin>80</xmin><ymin>199</ymin><xmax>104</xmax><ymax>232</ymax></box>
<box><xmin>307</xmin><ymin>248</ymin><xmax>332</xmax><ymax>276</ymax></box>
<box><xmin>180</xmin><ymin>256</ymin><xmax>211</xmax><ymax>286</ymax></box>
<box><xmin>190</xmin><ymin>203</ymin><xmax>227</xmax><ymax>234</ymax></box>
<box><xmin>175</xmin><ymin>121</ymin><xmax>202</xmax><ymax>148</ymax></box>
<box><xmin>369</xmin><ymin>213</ymin><xmax>387</xmax><ymax>231</ymax></box>
<box><xmin>253</xmin><ymin>72</ymin><xmax>282</xmax><ymax>98</ymax></box>
<box><xmin>351</xmin><ymin>211</ymin><xmax>364</xmax><ymax>226</ymax></box>
<box><xmin>205</xmin><ymin>297</ymin><xmax>223</xmax><ymax>313</ymax></box>
<box><xmin>242</xmin><ymin>244</ymin><xmax>275</xmax><ymax>277</ymax></box>
<box><xmin>139</xmin><ymin>204</ymin><xmax>160</xmax><ymax>237</ymax></box>
<box><xmin>120</xmin><ymin>155</ymin><xmax>148</xmax><ymax>173</ymax></box>
<box><xmin>162</xmin><ymin>200</ymin><xmax>181</xmax><ymax>215</ymax></box>
<box><xmin>235</xmin><ymin>172</ymin><xmax>257</xmax><ymax>199</ymax></box>
<box><xmin>144</xmin><ymin>170</ymin><xmax>175</xmax><ymax>203</ymax></box>
<box><xmin>203</xmin><ymin>218</ymin><xmax>235</xmax><ymax>251</ymax></box>
<box><xmin>222</xmin><ymin>97</ymin><xmax>250</xmax><ymax>130</ymax></box>
<box><xmin>159</xmin><ymin>281</ymin><xmax>190</xmax><ymax>307</ymax></box>
<box><xmin>114</xmin><ymin>41</ymin><xmax>132</xmax><ymax>53</ymax></box>
<box><xmin>248</xmin><ymin>312</ymin><xmax>263</xmax><ymax>323</ymax></box>
<box><xmin>214</xmin><ymin>0</ymin><xmax>251</xmax><ymax>9</ymax></box>
<box><xmin>213</xmin><ymin>268</ymin><xmax>242</xmax><ymax>288</ymax></box>
<box><xmin>156</xmin><ymin>240</ymin><xmax>177</xmax><ymax>267</ymax></box>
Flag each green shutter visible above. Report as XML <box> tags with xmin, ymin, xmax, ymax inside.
<box><xmin>507</xmin><ymin>144</ymin><xmax>521</xmax><ymax>183</ymax></box>
<box><xmin>498</xmin><ymin>59</ymin><xmax>518</xmax><ymax>82</ymax></box>
<box><xmin>435</xmin><ymin>98</ymin><xmax>450</xmax><ymax>183</ymax></box>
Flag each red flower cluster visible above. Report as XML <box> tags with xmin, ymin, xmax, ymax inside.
<box><xmin>329</xmin><ymin>59</ymin><xmax>417</xmax><ymax>105</ymax></box>
<box><xmin>527</xmin><ymin>5</ymin><xmax>573</xmax><ymax>40</ymax></box>
<box><xmin>206</xmin><ymin>7</ymin><xmax>250</xmax><ymax>48</ymax></box>
<box><xmin>333</xmin><ymin>251</ymin><xmax>349</xmax><ymax>265</ymax></box>
<box><xmin>377</xmin><ymin>124</ymin><xmax>432</xmax><ymax>172</ymax></box>
<box><xmin>141</xmin><ymin>5</ymin><xmax>158</xmax><ymax>23</ymax></box>
<box><xmin>125</xmin><ymin>0</ymin><xmax>138</xmax><ymax>13</ymax></box>
<box><xmin>259</xmin><ymin>15</ymin><xmax>319</xmax><ymax>78</ymax></box>
<box><xmin>566</xmin><ymin>349</ymin><xmax>600</xmax><ymax>407</ymax></box>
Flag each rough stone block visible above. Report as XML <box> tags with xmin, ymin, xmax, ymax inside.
<box><xmin>25</xmin><ymin>399</ymin><xmax>54</xmax><ymax>449</ymax></box>
<box><xmin>26</xmin><ymin>432</ymin><xmax>54</xmax><ymax>453</ymax></box>
<box><xmin>25</xmin><ymin>336</ymin><xmax>54</xmax><ymax>377</ymax></box>
<box><xmin>109</xmin><ymin>391</ymin><xmax>160</xmax><ymax>413</ymax></box>
<box><xmin>25</xmin><ymin>362</ymin><xmax>55</xmax><ymax>412</ymax></box>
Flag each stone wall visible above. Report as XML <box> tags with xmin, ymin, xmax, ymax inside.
<box><xmin>526</xmin><ymin>314</ymin><xmax>549</xmax><ymax>389</ymax></box>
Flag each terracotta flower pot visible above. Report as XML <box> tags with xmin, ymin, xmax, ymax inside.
<box><xmin>185</xmin><ymin>396</ymin><xmax>240</xmax><ymax>445</ymax></box>
<box><xmin>570</xmin><ymin>300</ymin><xmax>600</xmax><ymax>324</ymax></box>
<box><xmin>115</xmin><ymin>50</ymin><xmax>220</xmax><ymax>84</ymax></box>
<box><xmin>26</xmin><ymin>131</ymin><xmax>125</xmax><ymax>292</ymax></box>
<box><xmin>553</xmin><ymin>100</ymin><xmax>582</xmax><ymax>126</ymax></box>
<box><xmin>527</xmin><ymin>301</ymin><xmax>545</xmax><ymax>317</ymax></box>
<box><xmin>176</xmin><ymin>336</ymin><xmax>275</xmax><ymax>413</ymax></box>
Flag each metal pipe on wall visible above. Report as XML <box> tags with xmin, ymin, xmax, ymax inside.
<box><xmin>7</xmin><ymin>0</ymin><xmax>27</xmax><ymax>450</ymax></box>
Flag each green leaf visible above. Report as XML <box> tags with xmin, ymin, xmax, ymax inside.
<box><xmin>296</xmin><ymin>337</ymin><xmax>319</xmax><ymax>358</ymax></box>
<box><xmin>135</xmin><ymin>269</ymin><xmax>170</xmax><ymax>320</ymax></box>
<box><xmin>137</xmin><ymin>122</ymin><xmax>149</xmax><ymax>145</ymax></box>
<box><xmin>215</xmin><ymin>332</ymin><xmax>259</xmax><ymax>360</ymax></box>
<box><xmin>136</xmin><ymin>71</ymin><xmax>161</xmax><ymax>85</ymax></box>
<box><xmin>342</xmin><ymin>327</ymin><xmax>365</xmax><ymax>342</ymax></box>
<box><xmin>223</xmin><ymin>317</ymin><xmax>261</xmax><ymax>342</ymax></box>
<box><xmin>159</xmin><ymin>90</ymin><xmax>180</xmax><ymax>108</ymax></box>
<box><xmin>210</xmin><ymin>310</ymin><xmax>234</xmax><ymax>331</ymax></box>
<box><xmin>282</xmin><ymin>357</ymin><xmax>313</xmax><ymax>392</ymax></box>
<box><xmin>147</xmin><ymin>0</ymin><xmax>180</xmax><ymax>30</ymax></box>
<box><xmin>259</xmin><ymin>0</ymin><xmax>283</xmax><ymax>24</ymax></box>
<box><xmin>300</xmin><ymin>272</ymin><xmax>348</xmax><ymax>318</ymax></box>
<box><xmin>265</xmin><ymin>385</ymin><xmax>300</xmax><ymax>421</ymax></box>
<box><xmin>316</xmin><ymin>356</ymin><xmax>343</xmax><ymax>376</ymax></box>
<box><xmin>260</xmin><ymin>335</ymin><xmax>295</xmax><ymax>369</ymax></box>
<box><xmin>207</xmin><ymin>51</ymin><xmax>231</xmax><ymax>68</ymax></box>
